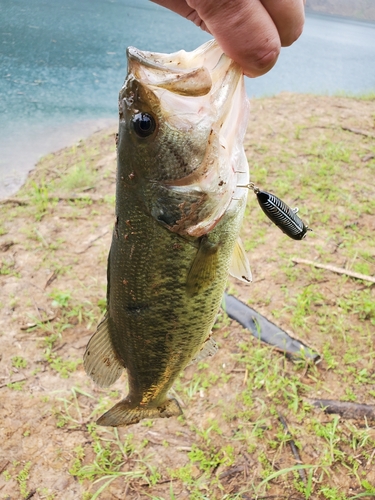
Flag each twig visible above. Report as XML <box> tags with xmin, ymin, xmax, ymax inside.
<box><xmin>53</xmin><ymin>342</ymin><xmax>67</xmax><ymax>353</ymax></box>
<box><xmin>366</xmin><ymin>448</ymin><xmax>375</xmax><ymax>468</ymax></box>
<box><xmin>278</xmin><ymin>413</ymin><xmax>306</xmax><ymax>484</ymax></box>
<box><xmin>0</xmin><ymin>193</ymin><xmax>104</xmax><ymax>206</ymax></box>
<box><xmin>139</xmin><ymin>478</ymin><xmax>175</xmax><ymax>487</ymax></box>
<box><xmin>20</xmin><ymin>315</ymin><xmax>56</xmax><ymax>330</ymax></box>
<box><xmin>219</xmin><ymin>465</ymin><xmax>245</xmax><ymax>480</ymax></box>
<box><xmin>341</xmin><ymin>126</ymin><xmax>375</xmax><ymax>138</ymax></box>
<box><xmin>292</xmin><ymin>258</ymin><xmax>375</xmax><ymax>284</ymax></box>
<box><xmin>25</xmin><ymin>490</ymin><xmax>36</xmax><ymax>500</ymax></box>
<box><xmin>76</xmin><ymin>230</ymin><xmax>110</xmax><ymax>254</ymax></box>
<box><xmin>0</xmin><ymin>377</ymin><xmax>27</xmax><ymax>389</ymax></box>
<box><xmin>308</xmin><ymin>399</ymin><xmax>375</xmax><ymax>420</ymax></box>
<box><xmin>0</xmin><ymin>460</ymin><xmax>10</xmax><ymax>474</ymax></box>
<box><xmin>53</xmin><ymin>193</ymin><xmax>104</xmax><ymax>202</ymax></box>
<box><xmin>0</xmin><ymin>198</ymin><xmax>28</xmax><ymax>206</ymax></box>
<box><xmin>242</xmin><ymin>496</ymin><xmax>301</xmax><ymax>500</ymax></box>
<box><xmin>362</xmin><ymin>153</ymin><xmax>375</xmax><ymax>162</ymax></box>
<box><xmin>44</xmin><ymin>271</ymin><xmax>58</xmax><ymax>289</ymax></box>
<box><xmin>0</xmin><ymin>241</ymin><xmax>15</xmax><ymax>252</ymax></box>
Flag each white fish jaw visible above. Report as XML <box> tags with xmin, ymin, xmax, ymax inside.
<box><xmin>123</xmin><ymin>40</ymin><xmax>250</xmax><ymax>237</ymax></box>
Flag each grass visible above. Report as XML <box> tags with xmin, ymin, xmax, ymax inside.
<box><xmin>0</xmin><ymin>96</ymin><xmax>375</xmax><ymax>499</ymax></box>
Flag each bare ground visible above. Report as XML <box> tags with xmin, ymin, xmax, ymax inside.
<box><xmin>0</xmin><ymin>93</ymin><xmax>375</xmax><ymax>500</ymax></box>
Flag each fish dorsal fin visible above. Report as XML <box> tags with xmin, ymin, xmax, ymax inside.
<box><xmin>229</xmin><ymin>237</ymin><xmax>252</xmax><ymax>283</ymax></box>
<box><xmin>186</xmin><ymin>237</ymin><xmax>220</xmax><ymax>297</ymax></box>
<box><xmin>83</xmin><ymin>315</ymin><xmax>124</xmax><ymax>388</ymax></box>
<box><xmin>188</xmin><ymin>336</ymin><xmax>218</xmax><ymax>365</ymax></box>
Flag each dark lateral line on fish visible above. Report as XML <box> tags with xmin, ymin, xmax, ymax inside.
<box><xmin>125</xmin><ymin>304</ymin><xmax>150</xmax><ymax>314</ymax></box>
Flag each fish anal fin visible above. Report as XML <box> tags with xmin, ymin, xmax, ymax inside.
<box><xmin>97</xmin><ymin>397</ymin><xmax>182</xmax><ymax>427</ymax></box>
<box><xmin>189</xmin><ymin>336</ymin><xmax>218</xmax><ymax>365</ymax></box>
<box><xmin>229</xmin><ymin>237</ymin><xmax>252</xmax><ymax>283</ymax></box>
<box><xmin>186</xmin><ymin>237</ymin><xmax>220</xmax><ymax>296</ymax></box>
<box><xmin>83</xmin><ymin>315</ymin><xmax>124</xmax><ymax>388</ymax></box>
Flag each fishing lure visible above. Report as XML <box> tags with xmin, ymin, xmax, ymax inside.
<box><xmin>248</xmin><ymin>183</ymin><xmax>311</xmax><ymax>240</ymax></box>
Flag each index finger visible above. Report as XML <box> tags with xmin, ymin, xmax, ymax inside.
<box><xmin>260</xmin><ymin>0</ymin><xmax>305</xmax><ymax>46</ymax></box>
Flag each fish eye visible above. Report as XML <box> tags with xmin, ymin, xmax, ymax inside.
<box><xmin>132</xmin><ymin>112</ymin><xmax>156</xmax><ymax>138</ymax></box>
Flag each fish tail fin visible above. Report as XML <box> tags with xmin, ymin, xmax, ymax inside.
<box><xmin>96</xmin><ymin>397</ymin><xmax>182</xmax><ymax>427</ymax></box>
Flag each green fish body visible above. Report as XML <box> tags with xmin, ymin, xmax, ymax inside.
<box><xmin>84</xmin><ymin>40</ymin><xmax>251</xmax><ymax>426</ymax></box>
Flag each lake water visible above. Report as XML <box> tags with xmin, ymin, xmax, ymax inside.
<box><xmin>1</xmin><ymin>0</ymin><xmax>375</xmax><ymax>198</ymax></box>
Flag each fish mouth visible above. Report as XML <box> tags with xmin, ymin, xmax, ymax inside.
<box><xmin>126</xmin><ymin>40</ymin><xmax>245</xmax><ymax>134</ymax></box>
<box><xmin>123</xmin><ymin>40</ymin><xmax>249</xmax><ymax>237</ymax></box>
<box><xmin>126</xmin><ymin>40</ymin><xmax>241</xmax><ymax>99</ymax></box>
<box><xmin>127</xmin><ymin>39</ymin><xmax>221</xmax><ymax>75</ymax></box>
<box><xmin>127</xmin><ymin>44</ymin><xmax>215</xmax><ymax>97</ymax></box>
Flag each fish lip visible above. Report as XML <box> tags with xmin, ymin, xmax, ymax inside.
<box><xmin>127</xmin><ymin>41</ymin><xmax>231</xmax><ymax>73</ymax></box>
<box><xmin>127</xmin><ymin>39</ymin><xmax>219</xmax><ymax>72</ymax></box>
<box><xmin>127</xmin><ymin>46</ymin><xmax>215</xmax><ymax>97</ymax></box>
<box><xmin>127</xmin><ymin>46</ymin><xmax>171</xmax><ymax>73</ymax></box>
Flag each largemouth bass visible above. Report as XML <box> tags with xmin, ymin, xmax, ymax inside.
<box><xmin>84</xmin><ymin>40</ymin><xmax>251</xmax><ymax>427</ymax></box>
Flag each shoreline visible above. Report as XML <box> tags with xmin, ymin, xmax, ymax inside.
<box><xmin>305</xmin><ymin>7</ymin><xmax>375</xmax><ymax>24</ymax></box>
<box><xmin>0</xmin><ymin>116</ymin><xmax>117</xmax><ymax>201</ymax></box>
<box><xmin>3</xmin><ymin>90</ymin><xmax>375</xmax><ymax>202</ymax></box>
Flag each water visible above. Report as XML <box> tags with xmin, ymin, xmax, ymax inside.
<box><xmin>1</xmin><ymin>0</ymin><xmax>375</xmax><ymax>198</ymax></box>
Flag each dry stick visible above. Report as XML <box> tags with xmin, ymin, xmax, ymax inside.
<box><xmin>24</xmin><ymin>491</ymin><xmax>37</xmax><ymax>500</ymax></box>
<box><xmin>341</xmin><ymin>126</ymin><xmax>375</xmax><ymax>138</ymax></box>
<box><xmin>0</xmin><ymin>193</ymin><xmax>104</xmax><ymax>206</ymax></box>
<box><xmin>292</xmin><ymin>258</ymin><xmax>375</xmax><ymax>284</ymax></box>
<box><xmin>76</xmin><ymin>230</ymin><xmax>110</xmax><ymax>254</ymax></box>
<box><xmin>362</xmin><ymin>152</ymin><xmax>375</xmax><ymax>162</ymax></box>
<box><xmin>0</xmin><ymin>198</ymin><xmax>28</xmax><ymax>206</ymax></box>
<box><xmin>0</xmin><ymin>460</ymin><xmax>10</xmax><ymax>474</ymax></box>
<box><xmin>44</xmin><ymin>270</ymin><xmax>58</xmax><ymax>289</ymax></box>
<box><xmin>53</xmin><ymin>193</ymin><xmax>105</xmax><ymax>202</ymax></box>
<box><xmin>278</xmin><ymin>413</ymin><xmax>306</xmax><ymax>484</ymax></box>
<box><xmin>0</xmin><ymin>241</ymin><xmax>15</xmax><ymax>252</ymax></box>
<box><xmin>242</xmin><ymin>495</ymin><xmax>298</xmax><ymax>500</ymax></box>
<box><xmin>308</xmin><ymin>399</ymin><xmax>375</xmax><ymax>420</ymax></box>
<box><xmin>219</xmin><ymin>465</ymin><xmax>246</xmax><ymax>480</ymax></box>
<box><xmin>139</xmin><ymin>478</ymin><xmax>175</xmax><ymax>487</ymax></box>
<box><xmin>20</xmin><ymin>315</ymin><xmax>56</xmax><ymax>330</ymax></box>
<box><xmin>0</xmin><ymin>377</ymin><xmax>27</xmax><ymax>389</ymax></box>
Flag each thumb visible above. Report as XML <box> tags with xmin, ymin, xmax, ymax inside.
<box><xmin>187</xmin><ymin>0</ymin><xmax>281</xmax><ymax>77</ymax></box>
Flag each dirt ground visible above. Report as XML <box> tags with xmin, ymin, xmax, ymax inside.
<box><xmin>0</xmin><ymin>93</ymin><xmax>374</xmax><ymax>500</ymax></box>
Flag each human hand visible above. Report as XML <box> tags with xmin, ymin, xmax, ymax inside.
<box><xmin>151</xmin><ymin>0</ymin><xmax>305</xmax><ymax>77</ymax></box>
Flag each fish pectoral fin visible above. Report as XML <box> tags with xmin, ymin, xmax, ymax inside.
<box><xmin>188</xmin><ymin>336</ymin><xmax>218</xmax><ymax>365</ymax></box>
<box><xmin>186</xmin><ymin>236</ymin><xmax>219</xmax><ymax>296</ymax></box>
<box><xmin>83</xmin><ymin>314</ymin><xmax>124</xmax><ymax>388</ymax></box>
<box><xmin>97</xmin><ymin>397</ymin><xmax>182</xmax><ymax>427</ymax></box>
<box><xmin>229</xmin><ymin>237</ymin><xmax>252</xmax><ymax>284</ymax></box>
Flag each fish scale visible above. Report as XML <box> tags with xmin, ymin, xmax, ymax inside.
<box><xmin>83</xmin><ymin>39</ymin><xmax>251</xmax><ymax>426</ymax></box>
<box><xmin>107</xmin><ymin>202</ymin><xmax>243</xmax><ymax>409</ymax></box>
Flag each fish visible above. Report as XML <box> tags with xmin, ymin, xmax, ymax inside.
<box><xmin>83</xmin><ymin>39</ymin><xmax>252</xmax><ymax>427</ymax></box>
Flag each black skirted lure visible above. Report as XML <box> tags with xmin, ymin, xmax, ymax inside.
<box><xmin>249</xmin><ymin>183</ymin><xmax>311</xmax><ymax>240</ymax></box>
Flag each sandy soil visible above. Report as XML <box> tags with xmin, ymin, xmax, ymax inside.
<box><xmin>0</xmin><ymin>93</ymin><xmax>374</xmax><ymax>500</ymax></box>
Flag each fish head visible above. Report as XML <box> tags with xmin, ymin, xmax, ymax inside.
<box><xmin>118</xmin><ymin>40</ymin><xmax>250</xmax><ymax>236</ymax></box>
